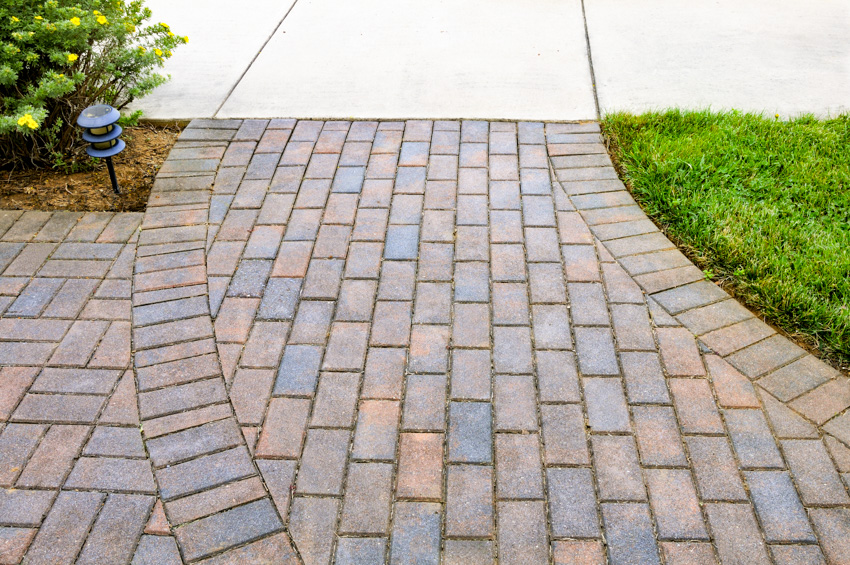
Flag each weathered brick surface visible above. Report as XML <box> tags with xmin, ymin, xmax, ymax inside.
<box><xmin>495</xmin><ymin>433</ymin><xmax>544</xmax><ymax>499</ymax></box>
<box><xmin>547</xmin><ymin>467</ymin><xmax>599</xmax><ymax>539</ymax></box>
<box><xmin>16</xmin><ymin>424</ymin><xmax>89</xmax><ymax>487</ymax></box>
<box><xmin>706</xmin><ymin>503</ymin><xmax>772</xmax><ymax>565</ymax></box>
<box><xmin>22</xmin><ymin>490</ymin><xmax>105</xmax><ymax>564</ymax></box>
<box><xmin>3</xmin><ymin>119</ymin><xmax>844</xmax><ymax>562</ymax></box>
<box><xmin>174</xmin><ymin>498</ymin><xmax>282</xmax><ymax>561</ymax></box>
<box><xmin>645</xmin><ymin>468</ymin><xmax>708</xmax><ymax>540</ymax></box>
<box><xmin>339</xmin><ymin>462</ymin><xmax>393</xmax><ymax>534</ymax></box>
<box><xmin>593</xmin><ymin>434</ymin><xmax>646</xmax><ymax>502</ymax></box>
<box><xmin>601</xmin><ymin>503</ymin><xmax>662</xmax><ymax>565</ymax></box>
<box><xmin>390</xmin><ymin>502</ymin><xmax>441</xmax><ymax>564</ymax></box>
<box><xmin>445</xmin><ymin>464</ymin><xmax>494</xmax><ymax>537</ymax></box>
<box><xmin>76</xmin><ymin>493</ymin><xmax>154</xmax><ymax>565</ymax></box>
<box><xmin>744</xmin><ymin>470</ymin><xmax>815</xmax><ymax>543</ymax></box>
<box><xmin>686</xmin><ymin>436</ymin><xmax>749</xmax><ymax>501</ymax></box>
<box><xmin>497</xmin><ymin>500</ymin><xmax>549</xmax><ymax>565</ymax></box>
<box><xmin>351</xmin><ymin>399</ymin><xmax>400</xmax><ymax>461</ymax></box>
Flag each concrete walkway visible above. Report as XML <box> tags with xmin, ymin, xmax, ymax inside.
<box><xmin>1</xmin><ymin>119</ymin><xmax>849</xmax><ymax>564</ymax></box>
<box><xmin>134</xmin><ymin>0</ymin><xmax>850</xmax><ymax>121</ymax></box>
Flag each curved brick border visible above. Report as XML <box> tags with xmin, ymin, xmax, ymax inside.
<box><xmin>131</xmin><ymin>129</ymin><xmax>300</xmax><ymax>563</ymax></box>
<box><xmin>551</xmin><ymin>146</ymin><xmax>850</xmax><ymax>437</ymax></box>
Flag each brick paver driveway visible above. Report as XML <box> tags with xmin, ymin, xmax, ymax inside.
<box><xmin>1</xmin><ymin>119</ymin><xmax>849</xmax><ymax>564</ymax></box>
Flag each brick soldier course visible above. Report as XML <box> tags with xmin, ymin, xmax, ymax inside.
<box><xmin>0</xmin><ymin>118</ymin><xmax>848</xmax><ymax>564</ymax></box>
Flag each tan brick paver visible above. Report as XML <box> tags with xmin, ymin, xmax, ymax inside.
<box><xmin>0</xmin><ymin>119</ymin><xmax>847</xmax><ymax>564</ymax></box>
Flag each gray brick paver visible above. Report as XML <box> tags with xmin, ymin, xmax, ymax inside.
<box><xmin>4</xmin><ymin>118</ymin><xmax>845</xmax><ymax>563</ymax></box>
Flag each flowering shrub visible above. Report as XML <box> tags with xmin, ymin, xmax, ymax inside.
<box><xmin>0</xmin><ymin>0</ymin><xmax>187</xmax><ymax>168</ymax></box>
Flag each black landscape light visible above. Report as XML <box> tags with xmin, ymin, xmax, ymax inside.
<box><xmin>77</xmin><ymin>104</ymin><xmax>125</xmax><ymax>194</ymax></box>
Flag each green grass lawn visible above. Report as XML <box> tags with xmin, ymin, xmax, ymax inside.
<box><xmin>602</xmin><ymin>110</ymin><xmax>850</xmax><ymax>369</ymax></box>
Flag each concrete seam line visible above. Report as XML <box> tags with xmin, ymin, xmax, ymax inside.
<box><xmin>580</xmin><ymin>0</ymin><xmax>601</xmax><ymax>121</ymax></box>
<box><xmin>213</xmin><ymin>0</ymin><xmax>303</xmax><ymax>118</ymax></box>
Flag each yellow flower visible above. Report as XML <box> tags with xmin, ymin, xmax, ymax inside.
<box><xmin>17</xmin><ymin>114</ymin><xmax>38</xmax><ymax>130</ymax></box>
<box><xmin>167</xmin><ymin>31</ymin><xmax>174</xmax><ymax>37</ymax></box>
<box><xmin>138</xmin><ymin>46</ymin><xmax>145</xmax><ymax>52</ymax></box>
<box><xmin>154</xmin><ymin>48</ymin><xmax>162</xmax><ymax>56</ymax></box>
<box><xmin>11</xmin><ymin>16</ymin><xmax>19</xmax><ymax>22</ymax></box>
<box><xmin>93</xmin><ymin>10</ymin><xmax>100</xmax><ymax>15</ymax></box>
<box><xmin>165</xmin><ymin>50</ymin><xmax>171</xmax><ymax>57</ymax></box>
<box><xmin>183</xmin><ymin>36</ymin><xmax>189</xmax><ymax>42</ymax></box>
<box><xmin>97</xmin><ymin>15</ymin><xmax>107</xmax><ymax>24</ymax></box>
<box><xmin>67</xmin><ymin>53</ymin><xmax>78</xmax><ymax>63</ymax></box>
<box><xmin>160</xmin><ymin>22</ymin><xmax>169</xmax><ymax>30</ymax></box>
<box><xmin>70</xmin><ymin>16</ymin><xmax>81</xmax><ymax>25</ymax></box>
<box><xmin>34</xmin><ymin>16</ymin><xmax>43</xmax><ymax>20</ymax></box>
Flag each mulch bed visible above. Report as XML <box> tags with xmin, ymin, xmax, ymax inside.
<box><xmin>0</xmin><ymin>124</ymin><xmax>182</xmax><ymax>212</ymax></box>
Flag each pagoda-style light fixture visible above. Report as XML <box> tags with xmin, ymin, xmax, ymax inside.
<box><xmin>77</xmin><ymin>104</ymin><xmax>125</xmax><ymax>194</ymax></box>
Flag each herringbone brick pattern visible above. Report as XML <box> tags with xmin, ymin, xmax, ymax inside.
<box><xmin>0</xmin><ymin>119</ymin><xmax>848</xmax><ymax>564</ymax></box>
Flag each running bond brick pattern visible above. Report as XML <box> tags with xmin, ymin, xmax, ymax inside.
<box><xmin>0</xmin><ymin>118</ymin><xmax>849</xmax><ymax>564</ymax></box>
<box><xmin>0</xmin><ymin>210</ymin><xmax>152</xmax><ymax>565</ymax></box>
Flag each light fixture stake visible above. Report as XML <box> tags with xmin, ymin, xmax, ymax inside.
<box><xmin>76</xmin><ymin>104</ymin><xmax>125</xmax><ymax>195</ymax></box>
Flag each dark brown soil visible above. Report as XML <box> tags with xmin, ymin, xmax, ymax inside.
<box><xmin>0</xmin><ymin>124</ymin><xmax>182</xmax><ymax>212</ymax></box>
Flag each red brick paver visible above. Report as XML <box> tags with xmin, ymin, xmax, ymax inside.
<box><xmin>0</xmin><ymin>119</ymin><xmax>847</xmax><ymax>564</ymax></box>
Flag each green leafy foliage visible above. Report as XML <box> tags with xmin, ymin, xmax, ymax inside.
<box><xmin>0</xmin><ymin>0</ymin><xmax>187</xmax><ymax>168</ymax></box>
<box><xmin>603</xmin><ymin>110</ymin><xmax>850</xmax><ymax>368</ymax></box>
